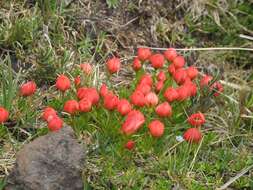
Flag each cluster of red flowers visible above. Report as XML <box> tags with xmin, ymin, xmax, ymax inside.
<box><xmin>0</xmin><ymin>47</ymin><xmax>224</xmax><ymax>151</ymax></box>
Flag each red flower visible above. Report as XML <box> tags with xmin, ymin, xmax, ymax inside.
<box><xmin>176</xmin><ymin>85</ymin><xmax>190</xmax><ymax>101</ymax></box>
<box><xmin>117</xmin><ymin>99</ymin><xmax>132</xmax><ymax>116</ymax></box>
<box><xmin>168</xmin><ymin>64</ymin><xmax>176</xmax><ymax>75</ymax></box>
<box><xmin>130</xmin><ymin>90</ymin><xmax>146</xmax><ymax>107</ymax></box>
<box><xmin>188</xmin><ymin>112</ymin><xmax>205</xmax><ymax>127</ymax></box>
<box><xmin>106</xmin><ymin>57</ymin><xmax>121</xmax><ymax>74</ymax></box>
<box><xmin>80</xmin><ymin>63</ymin><xmax>92</xmax><ymax>75</ymax></box>
<box><xmin>211</xmin><ymin>82</ymin><xmax>223</xmax><ymax>96</ymax></box>
<box><xmin>136</xmin><ymin>83</ymin><xmax>151</xmax><ymax>95</ymax></box>
<box><xmin>100</xmin><ymin>83</ymin><xmax>108</xmax><ymax>97</ymax></box>
<box><xmin>56</xmin><ymin>75</ymin><xmax>71</xmax><ymax>92</ymax></box>
<box><xmin>132</xmin><ymin>58</ymin><xmax>142</xmax><ymax>71</ymax></box>
<box><xmin>155</xmin><ymin>102</ymin><xmax>172</xmax><ymax>117</ymax></box>
<box><xmin>149</xmin><ymin>54</ymin><xmax>165</xmax><ymax>69</ymax></box>
<box><xmin>155</xmin><ymin>81</ymin><xmax>164</xmax><ymax>92</ymax></box>
<box><xmin>121</xmin><ymin>110</ymin><xmax>145</xmax><ymax>135</ymax></box>
<box><xmin>42</xmin><ymin>107</ymin><xmax>57</xmax><ymax>122</ymax></box>
<box><xmin>20</xmin><ymin>81</ymin><xmax>37</xmax><ymax>96</ymax></box>
<box><xmin>48</xmin><ymin>116</ymin><xmax>63</xmax><ymax>131</ymax></box>
<box><xmin>173</xmin><ymin>68</ymin><xmax>188</xmax><ymax>85</ymax></box>
<box><xmin>0</xmin><ymin>107</ymin><xmax>9</xmax><ymax>123</ymax></box>
<box><xmin>164</xmin><ymin>48</ymin><xmax>177</xmax><ymax>62</ymax></box>
<box><xmin>104</xmin><ymin>93</ymin><xmax>119</xmax><ymax>110</ymax></box>
<box><xmin>124</xmin><ymin>140</ymin><xmax>135</xmax><ymax>150</ymax></box>
<box><xmin>183</xmin><ymin>128</ymin><xmax>202</xmax><ymax>143</ymax></box>
<box><xmin>79</xmin><ymin>98</ymin><xmax>92</xmax><ymax>112</ymax></box>
<box><xmin>148</xmin><ymin>120</ymin><xmax>165</xmax><ymax>137</ymax></box>
<box><xmin>74</xmin><ymin>76</ymin><xmax>81</xmax><ymax>87</ymax></box>
<box><xmin>157</xmin><ymin>71</ymin><xmax>166</xmax><ymax>82</ymax></box>
<box><xmin>137</xmin><ymin>48</ymin><xmax>152</xmax><ymax>61</ymax></box>
<box><xmin>145</xmin><ymin>92</ymin><xmax>158</xmax><ymax>106</ymax></box>
<box><xmin>200</xmin><ymin>75</ymin><xmax>213</xmax><ymax>88</ymax></box>
<box><xmin>173</xmin><ymin>56</ymin><xmax>185</xmax><ymax>69</ymax></box>
<box><xmin>164</xmin><ymin>87</ymin><xmax>179</xmax><ymax>102</ymax></box>
<box><xmin>187</xmin><ymin>66</ymin><xmax>198</xmax><ymax>80</ymax></box>
<box><xmin>63</xmin><ymin>100</ymin><xmax>79</xmax><ymax>115</ymax></box>
<box><xmin>77</xmin><ymin>87</ymin><xmax>99</xmax><ymax>105</ymax></box>
<box><xmin>184</xmin><ymin>81</ymin><xmax>197</xmax><ymax>97</ymax></box>
<box><xmin>139</xmin><ymin>74</ymin><xmax>153</xmax><ymax>86</ymax></box>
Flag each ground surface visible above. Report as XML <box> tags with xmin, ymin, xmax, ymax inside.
<box><xmin>0</xmin><ymin>0</ymin><xmax>253</xmax><ymax>189</ymax></box>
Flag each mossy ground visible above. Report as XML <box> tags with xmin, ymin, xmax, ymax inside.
<box><xmin>0</xmin><ymin>0</ymin><xmax>253</xmax><ymax>189</ymax></box>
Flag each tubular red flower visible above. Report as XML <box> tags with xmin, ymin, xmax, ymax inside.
<box><xmin>164</xmin><ymin>48</ymin><xmax>177</xmax><ymax>62</ymax></box>
<box><xmin>211</xmin><ymin>82</ymin><xmax>224</xmax><ymax>97</ymax></box>
<box><xmin>80</xmin><ymin>63</ymin><xmax>92</xmax><ymax>75</ymax></box>
<box><xmin>188</xmin><ymin>112</ymin><xmax>205</xmax><ymax>127</ymax></box>
<box><xmin>132</xmin><ymin>58</ymin><xmax>142</xmax><ymax>71</ymax></box>
<box><xmin>173</xmin><ymin>56</ymin><xmax>185</xmax><ymax>69</ymax></box>
<box><xmin>20</xmin><ymin>81</ymin><xmax>37</xmax><ymax>97</ymax></box>
<box><xmin>145</xmin><ymin>92</ymin><xmax>158</xmax><ymax>106</ymax></box>
<box><xmin>77</xmin><ymin>87</ymin><xmax>99</xmax><ymax>105</ymax></box>
<box><xmin>139</xmin><ymin>74</ymin><xmax>153</xmax><ymax>86</ymax></box>
<box><xmin>149</xmin><ymin>54</ymin><xmax>165</xmax><ymax>69</ymax></box>
<box><xmin>155</xmin><ymin>102</ymin><xmax>172</xmax><ymax>117</ymax></box>
<box><xmin>106</xmin><ymin>57</ymin><xmax>121</xmax><ymax>74</ymax></box>
<box><xmin>0</xmin><ymin>107</ymin><xmax>9</xmax><ymax>123</ymax></box>
<box><xmin>173</xmin><ymin>68</ymin><xmax>188</xmax><ymax>85</ymax></box>
<box><xmin>42</xmin><ymin>107</ymin><xmax>57</xmax><ymax>122</ymax></box>
<box><xmin>155</xmin><ymin>81</ymin><xmax>164</xmax><ymax>92</ymax></box>
<box><xmin>104</xmin><ymin>93</ymin><xmax>119</xmax><ymax>110</ymax></box>
<box><xmin>164</xmin><ymin>87</ymin><xmax>179</xmax><ymax>102</ymax></box>
<box><xmin>137</xmin><ymin>48</ymin><xmax>152</xmax><ymax>61</ymax></box>
<box><xmin>100</xmin><ymin>83</ymin><xmax>108</xmax><ymax>97</ymax></box>
<box><xmin>63</xmin><ymin>100</ymin><xmax>79</xmax><ymax>115</ymax></box>
<box><xmin>74</xmin><ymin>76</ymin><xmax>81</xmax><ymax>87</ymax></box>
<box><xmin>48</xmin><ymin>116</ymin><xmax>63</xmax><ymax>131</ymax></box>
<box><xmin>183</xmin><ymin>128</ymin><xmax>202</xmax><ymax>143</ymax></box>
<box><xmin>200</xmin><ymin>75</ymin><xmax>213</xmax><ymax>88</ymax></box>
<box><xmin>56</xmin><ymin>75</ymin><xmax>71</xmax><ymax>92</ymax></box>
<box><xmin>157</xmin><ymin>71</ymin><xmax>166</xmax><ymax>82</ymax></box>
<box><xmin>168</xmin><ymin>64</ymin><xmax>176</xmax><ymax>75</ymax></box>
<box><xmin>130</xmin><ymin>90</ymin><xmax>146</xmax><ymax>107</ymax></box>
<box><xmin>117</xmin><ymin>99</ymin><xmax>132</xmax><ymax>116</ymax></box>
<box><xmin>187</xmin><ymin>66</ymin><xmax>198</xmax><ymax>80</ymax></box>
<box><xmin>136</xmin><ymin>83</ymin><xmax>151</xmax><ymax>95</ymax></box>
<box><xmin>176</xmin><ymin>85</ymin><xmax>191</xmax><ymax>101</ymax></box>
<box><xmin>148</xmin><ymin>120</ymin><xmax>165</xmax><ymax>137</ymax></box>
<box><xmin>124</xmin><ymin>140</ymin><xmax>135</xmax><ymax>150</ymax></box>
<box><xmin>79</xmin><ymin>98</ymin><xmax>92</xmax><ymax>113</ymax></box>
<box><xmin>121</xmin><ymin>110</ymin><xmax>145</xmax><ymax>135</ymax></box>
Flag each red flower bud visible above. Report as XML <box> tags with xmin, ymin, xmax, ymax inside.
<box><xmin>0</xmin><ymin>107</ymin><xmax>9</xmax><ymax>123</ymax></box>
<box><xmin>136</xmin><ymin>83</ymin><xmax>151</xmax><ymax>95</ymax></box>
<box><xmin>149</xmin><ymin>54</ymin><xmax>165</xmax><ymax>69</ymax></box>
<box><xmin>211</xmin><ymin>82</ymin><xmax>223</xmax><ymax>96</ymax></box>
<box><xmin>173</xmin><ymin>56</ymin><xmax>185</xmax><ymax>69</ymax></box>
<box><xmin>20</xmin><ymin>81</ymin><xmax>37</xmax><ymax>97</ymax></box>
<box><xmin>183</xmin><ymin>128</ymin><xmax>202</xmax><ymax>143</ymax></box>
<box><xmin>168</xmin><ymin>64</ymin><xmax>176</xmax><ymax>75</ymax></box>
<box><xmin>145</xmin><ymin>92</ymin><xmax>158</xmax><ymax>106</ymax></box>
<box><xmin>79</xmin><ymin>98</ymin><xmax>92</xmax><ymax>112</ymax></box>
<box><xmin>164</xmin><ymin>48</ymin><xmax>177</xmax><ymax>62</ymax></box>
<box><xmin>56</xmin><ymin>75</ymin><xmax>71</xmax><ymax>92</ymax></box>
<box><xmin>117</xmin><ymin>99</ymin><xmax>132</xmax><ymax>116</ymax></box>
<box><xmin>188</xmin><ymin>112</ymin><xmax>205</xmax><ymax>127</ymax></box>
<box><xmin>77</xmin><ymin>87</ymin><xmax>99</xmax><ymax>105</ymax></box>
<box><xmin>106</xmin><ymin>57</ymin><xmax>121</xmax><ymax>74</ymax></box>
<box><xmin>42</xmin><ymin>107</ymin><xmax>57</xmax><ymax>122</ymax></box>
<box><xmin>173</xmin><ymin>68</ymin><xmax>188</xmax><ymax>85</ymax></box>
<box><xmin>124</xmin><ymin>140</ymin><xmax>135</xmax><ymax>150</ymax></box>
<box><xmin>121</xmin><ymin>110</ymin><xmax>145</xmax><ymax>135</ymax></box>
<box><xmin>104</xmin><ymin>93</ymin><xmax>119</xmax><ymax>110</ymax></box>
<box><xmin>139</xmin><ymin>74</ymin><xmax>153</xmax><ymax>86</ymax></box>
<box><xmin>184</xmin><ymin>81</ymin><xmax>197</xmax><ymax>97</ymax></box>
<box><xmin>80</xmin><ymin>63</ymin><xmax>92</xmax><ymax>75</ymax></box>
<box><xmin>157</xmin><ymin>71</ymin><xmax>166</xmax><ymax>82</ymax></box>
<box><xmin>176</xmin><ymin>85</ymin><xmax>190</xmax><ymax>101</ymax></box>
<box><xmin>63</xmin><ymin>100</ymin><xmax>79</xmax><ymax>115</ymax></box>
<box><xmin>48</xmin><ymin>116</ymin><xmax>63</xmax><ymax>131</ymax></box>
<box><xmin>200</xmin><ymin>75</ymin><xmax>213</xmax><ymax>88</ymax></box>
<box><xmin>187</xmin><ymin>66</ymin><xmax>198</xmax><ymax>80</ymax></box>
<box><xmin>155</xmin><ymin>102</ymin><xmax>172</xmax><ymax>117</ymax></box>
<box><xmin>155</xmin><ymin>81</ymin><xmax>164</xmax><ymax>92</ymax></box>
<box><xmin>164</xmin><ymin>87</ymin><xmax>179</xmax><ymax>102</ymax></box>
<box><xmin>148</xmin><ymin>120</ymin><xmax>165</xmax><ymax>137</ymax></box>
<box><xmin>132</xmin><ymin>58</ymin><xmax>142</xmax><ymax>71</ymax></box>
<box><xmin>100</xmin><ymin>83</ymin><xmax>108</xmax><ymax>97</ymax></box>
<box><xmin>130</xmin><ymin>90</ymin><xmax>146</xmax><ymax>107</ymax></box>
<box><xmin>137</xmin><ymin>48</ymin><xmax>152</xmax><ymax>61</ymax></box>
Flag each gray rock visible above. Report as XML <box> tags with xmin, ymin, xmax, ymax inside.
<box><xmin>6</xmin><ymin>126</ymin><xmax>85</xmax><ymax>190</ymax></box>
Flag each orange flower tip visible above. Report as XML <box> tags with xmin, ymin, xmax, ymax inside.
<box><xmin>20</xmin><ymin>81</ymin><xmax>37</xmax><ymax>97</ymax></box>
